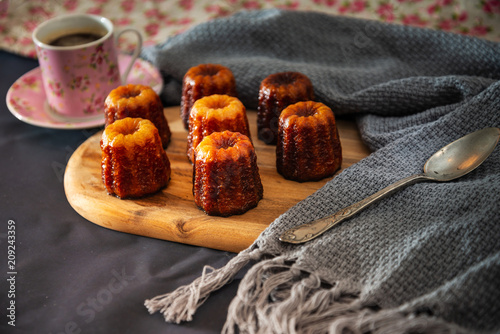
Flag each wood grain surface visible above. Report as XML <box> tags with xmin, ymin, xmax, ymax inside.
<box><xmin>64</xmin><ymin>106</ymin><xmax>371</xmax><ymax>253</ymax></box>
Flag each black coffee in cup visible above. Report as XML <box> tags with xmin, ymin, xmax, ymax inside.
<box><xmin>48</xmin><ymin>32</ymin><xmax>104</xmax><ymax>47</ymax></box>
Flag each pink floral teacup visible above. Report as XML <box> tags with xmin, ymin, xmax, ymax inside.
<box><xmin>33</xmin><ymin>14</ymin><xmax>142</xmax><ymax>119</ymax></box>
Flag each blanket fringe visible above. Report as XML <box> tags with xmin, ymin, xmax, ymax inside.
<box><xmin>222</xmin><ymin>255</ymin><xmax>471</xmax><ymax>334</ymax></box>
<box><xmin>223</xmin><ymin>254</ymin><xmax>363</xmax><ymax>334</ymax></box>
<box><xmin>146</xmin><ymin>250</ymin><xmax>475</xmax><ymax>332</ymax></box>
<box><xmin>144</xmin><ymin>247</ymin><xmax>261</xmax><ymax>323</ymax></box>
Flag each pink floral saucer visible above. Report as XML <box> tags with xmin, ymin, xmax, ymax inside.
<box><xmin>6</xmin><ymin>55</ymin><xmax>163</xmax><ymax>130</ymax></box>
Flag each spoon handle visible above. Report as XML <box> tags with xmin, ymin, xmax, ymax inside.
<box><xmin>279</xmin><ymin>173</ymin><xmax>431</xmax><ymax>244</ymax></box>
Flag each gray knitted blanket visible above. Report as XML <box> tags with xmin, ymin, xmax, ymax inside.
<box><xmin>141</xmin><ymin>9</ymin><xmax>500</xmax><ymax>333</ymax></box>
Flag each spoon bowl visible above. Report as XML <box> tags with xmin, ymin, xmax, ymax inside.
<box><xmin>424</xmin><ymin>127</ymin><xmax>500</xmax><ymax>181</ymax></box>
<box><xmin>280</xmin><ymin>127</ymin><xmax>500</xmax><ymax>244</ymax></box>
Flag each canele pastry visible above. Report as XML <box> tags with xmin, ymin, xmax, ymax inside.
<box><xmin>101</xmin><ymin>117</ymin><xmax>171</xmax><ymax>199</ymax></box>
<box><xmin>104</xmin><ymin>84</ymin><xmax>171</xmax><ymax>148</ymax></box>
<box><xmin>180</xmin><ymin>64</ymin><xmax>237</xmax><ymax>129</ymax></box>
<box><xmin>193</xmin><ymin>130</ymin><xmax>263</xmax><ymax>217</ymax></box>
<box><xmin>276</xmin><ymin>101</ymin><xmax>342</xmax><ymax>182</ymax></box>
<box><xmin>187</xmin><ymin>94</ymin><xmax>251</xmax><ymax>162</ymax></box>
<box><xmin>257</xmin><ymin>72</ymin><xmax>314</xmax><ymax>145</ymax></box>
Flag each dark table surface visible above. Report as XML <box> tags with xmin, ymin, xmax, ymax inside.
<box><xmin>0</xmin><ymin>50</ymin><xmax>239</xmax><ymax>334</ymax></box>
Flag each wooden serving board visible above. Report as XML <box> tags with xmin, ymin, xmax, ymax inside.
<box><xmin>64</xmin><ymin>106</ymin><xmax>371</xmax><ymax>253</ymax></box>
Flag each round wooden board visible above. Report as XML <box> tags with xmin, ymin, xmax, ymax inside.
<box><xmin>64</xmin><ymin>106</ymin><xmax>371</xmax><ymax>253</ymax></box>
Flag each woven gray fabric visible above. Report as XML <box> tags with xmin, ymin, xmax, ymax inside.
<box><xmin>141</xmin><ymin>9</ymin><xmax>500</xmax><ymax>333</ymax></box>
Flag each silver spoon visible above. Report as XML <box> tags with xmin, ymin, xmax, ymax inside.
<box><xmin>280</xmin><ymin>127</ymin><xmax>500</xmax><ymax>244</ymax></box>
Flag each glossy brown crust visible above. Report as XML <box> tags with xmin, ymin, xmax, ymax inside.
<box><xmin>180</xmin><ymin>64</ymin><xmax>237</xmax><ymax>129</ymax></box>
<box><xmin>257</xmin><ymin>72</ymin><xmax>314</xmax><ymax>145</ymax></box>
<box><xmin>193</xmin><ymin>131</ymin><xmax>263</xmax><ymax>216</ymax></box>
<box><xmin>277</xmin><ymin>101</ymin><xmax>342</xmax><ymax>182</ymax></box>
<box><xmin>101</xmin><ymin>118</ymin><xmax>171</xmax><ymax>199</ymax></box>
<box><xmin>104</xmin><ymin>84</ymin><xmax>171</xmax><ymax>148</ymax></box>
<box><xmin>187</xmin><ymin>94</ymin><xmax>251</xmax><ymax>163</ymax></box>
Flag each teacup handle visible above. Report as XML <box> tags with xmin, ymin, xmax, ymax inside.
<box><xmin>115</xmin><ymin>28</ymin><xmax>143</xmax><ymax>85</ymax></box>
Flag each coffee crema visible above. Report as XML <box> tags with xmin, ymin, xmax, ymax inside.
<box><xmin>48</xmin><ymin>32</ymin><xmax>104</xmax><ymax>47</ymax></box>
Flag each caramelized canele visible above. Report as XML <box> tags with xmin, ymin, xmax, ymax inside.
<box><xmin>101</xmin><ymin>117</ymin><xmax>171</xmax><ymax>198</ymax></box>
<box><xmin>180</xmin><ymin>64</ymin><xmax>237</xmax><ymax>129</ymax></box>
<box><xmin>277</xmin><ymin>101</ymin><xmax>342</xmax><ymax>182</ymax></box>
<box><xmin>187</xmin><ymin>94</ymin><xmax>251</xmax><ymax>162</ymax></box>
<box><xmin>258</xmin><ymin>72</ymin><xmax>314</xmax><ymax>145</ymax></box>
<box><xmin>104</xmin><ymin>84</ymin><xmax>171</xmax><ymax>148</ymax></box>
<box><xmin>193</xmin><ymin>131</ymin><xmax>263</xmax><ymax>216</ymax></box>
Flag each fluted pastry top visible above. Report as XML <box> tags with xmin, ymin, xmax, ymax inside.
<box><xmin>195</xmin><ymin>130</ymin><xmax>254</xmax><ymax>163</ymax></box>
<box><xmin>184</xmin><ymin>64</ymin><xmax>236</xmax><ymax>89</ymax></box>
<box><xmin>105</xmin><ymin>84</ymin><xmax>160</xmax><ymax>113</ymax></box>
<box><xmin>102</xmin><ymin>117</ymin><xmax>158</xmax><ymax>149</ymax></box>
<box><xmin>259</xmin><ymin>72</ymin><xmax>314</xmax><ymax>101</ymax></box>
<box><xmin>191</xmin><ymin>94</ymin><xmax>246</xmax><ymax>123</ymax></box>
<box><xmin>279</xmin><ymin>100</ymin><xmax>334</xmax><ymax>128</ymax></box>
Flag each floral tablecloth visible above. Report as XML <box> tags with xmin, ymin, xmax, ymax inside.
<box><xmin>0</xmin><ymin>0</ymin><xmax>499</xmax><ymax>58</ymax></box>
